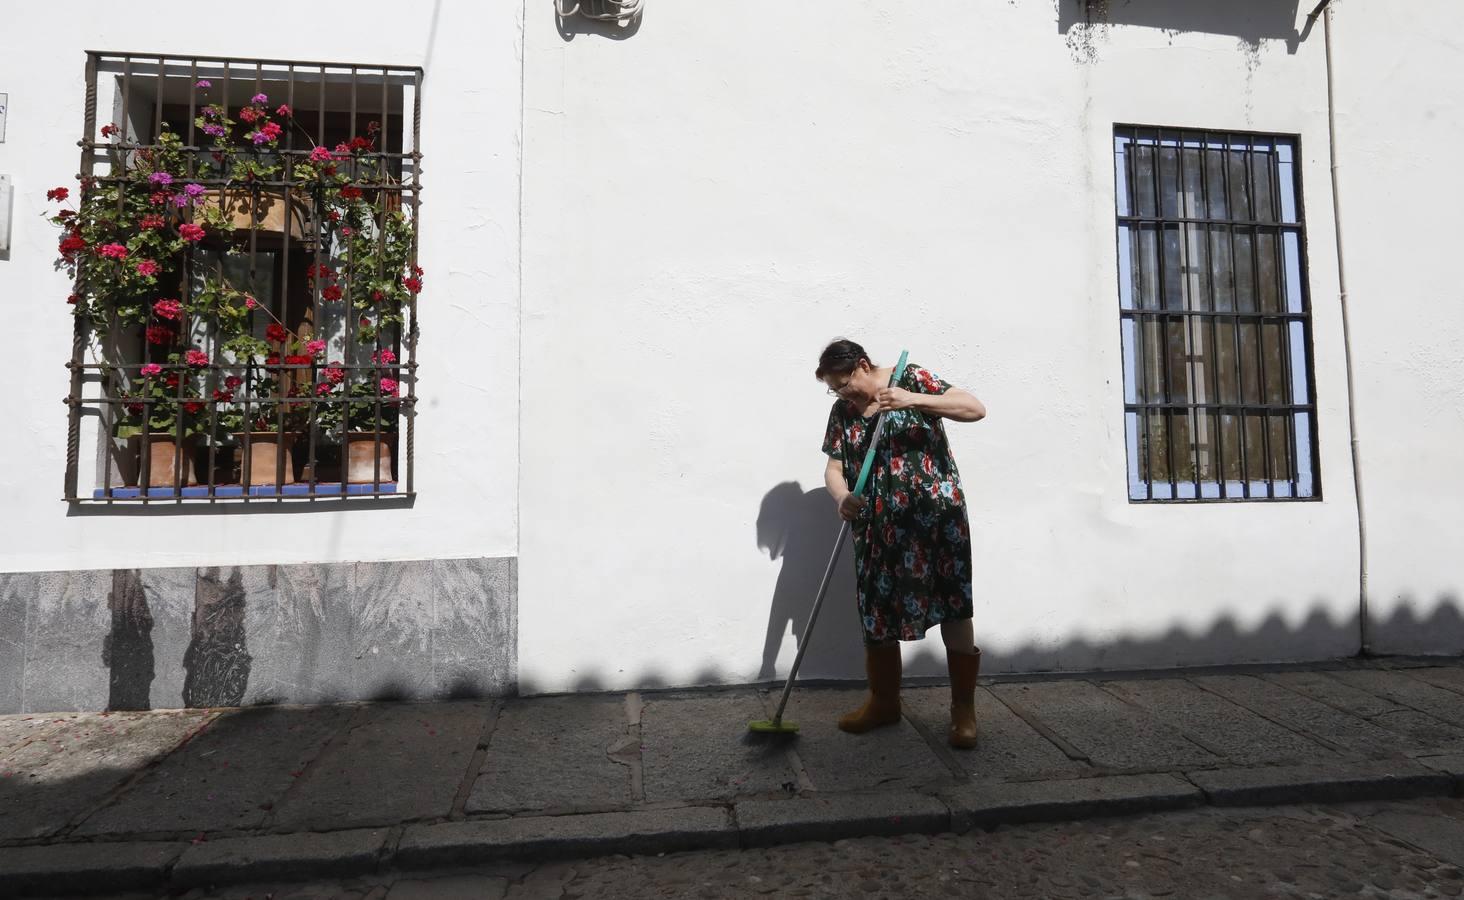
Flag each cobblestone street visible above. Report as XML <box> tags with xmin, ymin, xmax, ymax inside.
<box><xmin>103</xmin><ymin>797</ymin><xmax>1464</xmax><ymax>900</ymax></box>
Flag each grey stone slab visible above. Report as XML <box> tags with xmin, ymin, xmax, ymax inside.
<box><xmin>991</xmin><ymin>681</ymin><xmax>1219</xmax><ymax>770</ymax></box>
<box><xmin>1105</xmin><ymin>678</ymin><xmax>1335</xmax><ymax>766</ymax></box>
<box><xmin>271</xmin><ymin>701</ymin><xmax>490</xmax><ymax>830</ymax></box>
<box><xmin>734</xmin><ymin>790</ymin><xmax>949</xmax><ymax>847</ymax></box>
<box><xmin>173</xmin><ymin>827</ymin><xmax>389</xmax><ymax>887</ymax></box>
<box><xmin>784</xmin><ymin>689</ymin><xmax>949</xmax><ymax>792</ymax></box>
<box><xmin>273</xmin><ymin>563</ymin><xmax>357</xmax><ymax>704</ymax></box>
<box><xmin>0</xmin><ymin>712</ymin><xmax>75</xmax><ymax>762</ymax></box>
<box><xmin>940</xmin><ymin>773</ymin><xmax>1202</xmax><ymax>832</ymax></box>
<box><xmin>1196</xmin><ymin>674</ymin><xmax>1405</xmax><ymax>758</ymax></box>
<box><xmin>433</xmin><ymin>557</ymin><xmax>516</xmax><ymax>698</ymax></box>
<box><xmin>1187</xmin><ymin>759</ymin><xmax>1454</xmax><ymax>806</ymax></box>
<box><xmin>1365</xmin><ymin>807</ymin><xmax>1464</xmax><ymax>869</ymax></box>
<box><xmin>395</xmin><ymin>807</ymin><xmax>736</xmax><ymax>868</ymax></box>
<box><xmin>0</xmin><ymin>840</ymin><xmax>182</xmax><ymax>897</ymax></box>
<box><xmin>467</xmin><ymin>695</ymin><xmax>630</xmax><ymax>814</ymax></box>
<box><xmin>75</xmin><ymin>704</ymin><xmax>353</xmax><ymax>836</ymax></box>
<box><xmin>1402</xmin><ymin>666</ymin><xmax>1464</xmax><ymax>698</ymax></box>
<box><xmin>353</xmin><ymin>560</ymin><xmax>436</xmax><ymax>701</ymax></box>
<box><xmin>1417</xmin><ymin>753</ymin><xmax>1464</xmax><ymax>786</ymax></box>
<box><xmin>1261</xmin><ymin>671</ymin><xmax>1464</xmax><ymax>753</ymax></box>
<box><xmin>0</xmin><ymin>710</ymin><xmax>213</xmax><ymax>840</ymax></box>
<box><xmin>903</xmin><ymin>686</ymin><xmax>1087</xmax><ymax>780</ymax></box>
<box><xmin>1331</xmin><ymin>668</ymin><xmax>1464</xmax><ymax>730</ymax></box>
<box><xmin>0</xmin><ymin>572</ymin><xmax>33</xmax><ymax>716</ymax></box>
<box><xmin>641</xmin><ymin>692</ymin><xmax>797</xmax><ymax>802</ymax></box>
<box><xmin>137</xmin><ymin>566</ymin><xmax>198</xmax><ymax>711</ymax></box>
<box><xmin>236</xmin><ymin>565</ymin><xmax>288</xmax><ymax>706</ymax></box>
<box><xmin>23</xmin><ymin>569</ymin><xmax>113</xmax><ymax>713</ymax></box>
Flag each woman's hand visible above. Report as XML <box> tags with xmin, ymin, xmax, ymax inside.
<box><xmin>838</xmin><ymin>493</ymin><xmax>867</xmax><ymax>522</ymax></box>
<box><xmin>877</xmin><ymin>387</ymin><xmax>919</xmax><ymax>412</ymax></box>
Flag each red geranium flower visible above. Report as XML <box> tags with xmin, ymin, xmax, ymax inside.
<box><xmin>183</xmin><ymin>401</ymin><xmax>205</xmax><ymax>415</ymax></box>
<box><xmin>321</xmin><ymin>284</ymin><xmax>343</xmax><ymax>302</ymax></box>
<box><xmin>146</xmin><ymin>325</ymin><xmax>174</xmax><ymax>346</ymax></box>
<box><xmin>178</xmin><ymin>223</ymin><xmax>206</xmax><ymax>242</ymax></box>
<box><xmin>402</xmin><ymin>276</ymin><xmax>422</xmax><ymax>294</ymax></box>
<box><xmin>46</xmin><ymin>187</ymin><xmax>70</xmax><ymax>202</ymax></box>
<box><xmin>59</xmin><ymin>234</ymin><xmax>86</xmax><ymax>254</ymax></box>
<box><xmin>265</xmin><ymin>323</ymin><xmax>288</xmax><ymax>343</ymax></box>
<box><xmin>339</xmin><ymin>185</ymin><xmax>363</xmax><ymax>201</ymax></box>
<box><xmin>100</xmin><ymin>124</ymin><xmax>118</xmax><ymax>138</ymax></box>
<box><xmin>140</xmin><ymin>215</ymin><xmax>166</xmax><ymax>230</ymax></box>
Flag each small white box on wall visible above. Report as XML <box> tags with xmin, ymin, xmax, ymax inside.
<box><xmin>0</xmin><ymin>175</ymin><xmax>12</xmax><ymax>253</ymax></box>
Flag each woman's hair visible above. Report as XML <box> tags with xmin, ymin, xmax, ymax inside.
<box><xmin>815</xmin><ymin>339</ymin><xmax>871</xmax><ymax>380</ymax></box>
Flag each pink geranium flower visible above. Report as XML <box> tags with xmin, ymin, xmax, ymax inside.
<box><xmin>140</xmin><ymin>363</ymin><xmax>162</xmax><ymax>377</ymax></box>
<box><xmin>178</xmin><ymin>223</ymin><xmax>206</xmax><ymax>242</ymax></box>
<box><xmin>306</xmin><ymin>340</ymin><xmax>326</xmax><ymax>356</ymax></box>
<box><xmin>99</xmin><ymin>243</ymin><xmax>129</xmax><ymax>259</ymax></box>
<box><xmin>152</xmin><ymin>299</ymin><xmax>183</xmax><ymax>320</ymax></box>
<box><xmin>185</xmin><ymin>349</ymin><xmax>209</xmax><ymax>367</ymax></box>
<box><xmin>135</xmin><ymin>260</ymin><xmax>160</xmax><ymax>277</ymax></box>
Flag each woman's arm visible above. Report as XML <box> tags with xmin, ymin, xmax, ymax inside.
<box><xmin>824</xmin><ymin>455</ymin><xmax>849</xmax><ymax>503</ymax></box>
<box><xmin>878</xmin><ymin>386</ymin><xmax>987</xmax><ymax>423</ymax></box>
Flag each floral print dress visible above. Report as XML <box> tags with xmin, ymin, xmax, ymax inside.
<box><xmin>822</xmin><ymin>364</ymin><xmax>974</xmax><ymax>645</ymax></box>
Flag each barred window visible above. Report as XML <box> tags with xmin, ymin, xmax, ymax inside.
<box><xmin>1114</xmin><ymin>126</ymin><xmax>1320</xmax><ymax>502</ymax></box>
<box><xmin>58</xmin><ymin>53</ymin><xmax>421</xmax><ymax>503</ymax></box>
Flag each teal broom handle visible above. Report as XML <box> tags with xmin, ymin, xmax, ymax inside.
<box><xmin>850</xmin><ymin>349</ymin><xmax>909</xmax><ymax>497</ymax></box>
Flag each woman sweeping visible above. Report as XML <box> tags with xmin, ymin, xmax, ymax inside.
<box><xmin>817</xmin><ymin>339</ymin><xmax>987</xmax><ymax>748</ymax></box>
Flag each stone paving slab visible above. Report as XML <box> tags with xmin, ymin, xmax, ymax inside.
<box><xmin>1331</xmin><ymin>669</ymin><xmax>1464</xmax><ymax>730</ymax></box>
<box><xmin>467</xmin><ymin>695</ymin><xmax>631</xmax><ymax>814</ymax></box>
<box><xmin>781</xmin><ymin>689</ymin><xmax>952</xmax><ymax>792</ymax></box>
<box><xmin>1196</xmin><ymin>674</ymin><xmax>1406</xmax><ymax>758</ymax></box>
<box><xmin>641</xmin><ymin>692</ymin><xmax>798</xmax><ymax>802</ymax></box>
<box><xmin>0</xmin><ymin>840</ymin><xmax>183</xmax><ymax>898</ymax></box>
<box><xmin>734</xmin><ymin>790</ymin><xmax>949</xmax><ymax>846</ymax></box>
<box><xmin>1260</xmin><ymin>671</ymin><xmax>1464</xmax><ymax>752</ymax></box>
<box><xmin>173</xmin><ymin>827</ymin><xmax>390</xmax><ymax>887</ymax></box>
<box><xmin>1401</xmin><ymin>666</ymin><xmax>1464</xmax><ymax>698</ymax></box>
<box><xmin>0</xmin><ymin>709</ymin><xmax>213</xmax><ymax>840</ymax></box>
<box><xmin>0</xmin><ymin>713</ymin><xmax>77</xmax><ymax>760</ymax></box>
<box><xmin>271</xmin><ymin>701</ymin><xmax>491</xmax><ymax>831</ymax></box>
<box><xmin>992</xmin><ymin>680</ymin><xmax>1219</xmax><ymax>770</ymax></box>
<box><xmin>940</xmin><ymin>772</ymin><xmax>1203</xmax><ymax>832</ymax></box>
<box><xmin>1365</xmin><ymin>800</ymin><xmax>1464</xmax><ymax>870</ymax></box>
<box><xmin>395</xmin><ymin>807</ymin><xmax>737</xmax><ymax>868</ymax></box>
<box><xmin>75</xmin><ymin>704</ymin><xmax>353</xmax><ymax>836</ymax></box>
<box><xmin>1187</xmin><ymin>759</ymin><xmax>1454</xmax><ymax>807</ymax></box>
<box><xmin>1103</xmin><ymin>677</ymin><xmax>1335</xmax><ymax>766</ymax></box>
<box><xmin>902</xmin><ymin>686</ymin><xmax>1088</xmax><ymax>780</ymax></box>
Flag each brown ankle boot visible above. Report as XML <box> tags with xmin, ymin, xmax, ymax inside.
<box><xmin>947</xmin><ymin>646</ymin><xmax>981</xmax><ymax>749</ymax></box>
<box><xmin>837</xmin><ymin>643</ymin><xmax>903</xmax><ymax>733</ymax></box>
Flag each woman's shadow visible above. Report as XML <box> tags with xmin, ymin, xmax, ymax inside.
<box><xmin>756</xmin><ymin>482</ymin><xmax>864</xmax><ymax>683</ymax></box>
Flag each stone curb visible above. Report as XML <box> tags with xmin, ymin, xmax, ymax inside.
<box><xmin>393</xmin><ymin>807</ymin><xmax>737</xmax><ymax>870</ymax></box>
<box><xmin>734</xmin><ymin>790</ymin><xmax>950</xmax><ymax>847</ymax></box>
<box><xmin>4</xmin><ymin>762</ymin><xmax>1462</xmax><ymax>896</ymax></box>
<box><xmin>940</xmin><ymin>773</ymin><xmax>1202</xmax><ymax>832</ymax></box>
<box><xmin>171</xmin><ymin>828</ymin><xmax>391</xmax><ymax>888</ymax></box>
<box><xmin>0</xmin><ymin>841</ymin><xmax>182</xmax><ymax>899</ymax></box>
<box><xmin>1185</xmin><ymin>760</ymin><xmax>1457</xmax><ymax>807</ymax></box>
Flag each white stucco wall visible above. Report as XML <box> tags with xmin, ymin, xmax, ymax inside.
<box><xmin>516</xmin><ymin>0</ymin><xmax>1368</xmax><ymax>692</ymax></box>
<box><xmin>0</xmin><ymin>1</ymin><xmax>523</xmax><ymax>570</ymax></box>
<box><xmin>2</xmin><ymin>1</ymin><xmax>1457</xmax><ymax>693</ymax></box>
<box><xmin>1330</xmin><ymin>1</ymin><xmax>1464</xmax><ymax>653</ymax></box>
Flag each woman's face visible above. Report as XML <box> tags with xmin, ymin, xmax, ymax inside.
<box><xmin>823</xmin><ymin>360</ymin><xmax>878</xmax><ymax>407</ymax></box>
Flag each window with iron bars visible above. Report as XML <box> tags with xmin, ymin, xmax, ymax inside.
<box><xmin>1113</xmin><ymin>126</ymin><xmax>1320</xmax><ymax>502</ymax></box>
<box><xmin>56</xmin><ymin>53</ymin><xmax>422</xmax><ymax>503</ymax></box>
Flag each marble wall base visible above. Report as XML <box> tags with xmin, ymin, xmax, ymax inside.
<box><xmin>0</xmin><ymin>557</ymin><xmax>516</xmax><ymax>713</ymax></box>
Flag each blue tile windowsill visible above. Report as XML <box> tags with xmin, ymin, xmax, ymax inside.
<box><xmin>93</xmin><ymin>482</ymin><xmax>398</xmax><ymax>499</ymax></box>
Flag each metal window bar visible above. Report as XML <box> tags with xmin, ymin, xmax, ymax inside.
<box><xmin>1114</xmin><ymin>125</ymin><xmax>1320</xmax><ymax>503</ymax></box>
<box><xmin>62</xmin><ymin>53</ymin><xmax>421</xmax><ymax>504</ymax></box>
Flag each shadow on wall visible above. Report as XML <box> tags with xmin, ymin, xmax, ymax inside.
<box><xmin>1058</xmin><ymin>0</ymin><xmax>1313</xmax><ymax>58</ymax></box>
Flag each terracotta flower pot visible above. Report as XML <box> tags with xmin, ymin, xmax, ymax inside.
<box><xmin>132</xmin><ymin>434</ymin><xmax>197</xmax><ymax>488</ymax></box>
<box><xmin>234</xmin><ymin>432</ymin><xmax>297</xmax><ymax>485</ymax></box>
<box><xmin>344</xmin><ymin>433</ymin><xmax>395</xmax><ymax>483</ymax></box>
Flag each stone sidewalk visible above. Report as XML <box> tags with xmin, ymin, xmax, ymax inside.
<box><xmin>4</xmin><ymin>658</ymin><xmax>1464</xmax><ymax>897</ymax></box>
